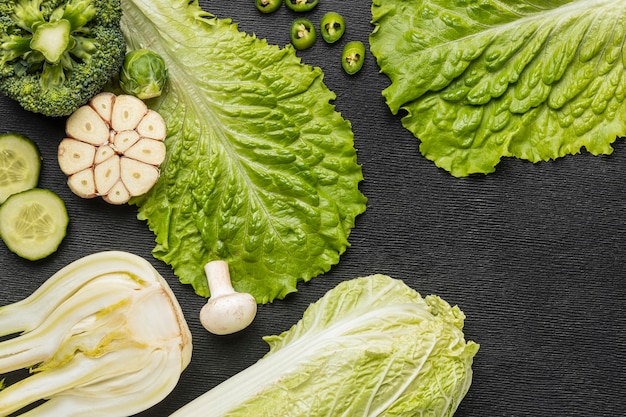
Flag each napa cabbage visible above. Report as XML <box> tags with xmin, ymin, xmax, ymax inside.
<box><xmin>370</xmin><ymin>0</ymin><xmax>626</xmax><ymax>176</ymax></box>
<box><xmin>120</xmin><ymin>0</ymin><xmax>367</xmax><ymax>302</ymax></box>
<box><xmin>170</xmin><ymin>274</ymin><xmax>479</xmax><ymax>417</ymax></box>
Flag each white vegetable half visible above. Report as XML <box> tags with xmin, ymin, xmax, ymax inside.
<box><xmin>0</xmin><ymin>251</ymin><xmax>192</xmax><ymax>417</ymax></box>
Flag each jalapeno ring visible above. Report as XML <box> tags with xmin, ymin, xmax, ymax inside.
<box><xmin>285</xmin><ymin>0</ymin><xmax>319</xmax><ymax>12</ymax></box>
<box><xmin>290</xmin><ymin>18</ymin><xmax>317</xmax><ymax>50</ymax></box>
<box><xmin>320</xmin><ymin>12</ymin><xmax>345</xmax><ymax>44</ymax></box>
<box><xmin>256</xmin><ymin>0</ymin><xmax>282</xmax><ymax>13</ymax></box>
<box><xmin>342</xmin><ymin>41</ymin><xmax>365</xmax><ymax>75</ymax></box>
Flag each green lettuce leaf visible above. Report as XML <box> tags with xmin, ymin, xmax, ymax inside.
<box><xmin>170</xmin><ymin>274</ymin><xmax>479</xmax><ymax>417</ymax></box>
<box><xmin>120</xmin><ymin>0</ymin><xmax>367</xmax><ymax>302</ymax></box>
<box><xmin>370</xmin><ymin>0</ymin><xmax>626</xmax><ymax>176</ymax></box>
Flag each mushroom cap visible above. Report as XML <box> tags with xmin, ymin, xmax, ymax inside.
<box><xmin>199</xmin><ymin>293</ymin><xmax>257</xmax><ymax>335</ymax></box>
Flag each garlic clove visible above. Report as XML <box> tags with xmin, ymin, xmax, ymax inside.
<box><xmin>94</xmin><ymin>144</ymin><xmax>116</xmax><ymax>165</ymax></box>
<box><xmin>124</xmin><ymin>139</ymin><xmax>166</xmax><ymax>166</ymax></box>
<box><xmin>67</xmin><ymin>168</ymin><xmax>97</xmax><ymax>198</ymax></box>
<box><xmin>111</xmin><ymin>95</ymin><xmax>148</xmax><ymax>132</ymax></box>
<box><xmin>113</xmin><ymin>130</ymin><xmax>141</xmax><ymax>153</ymax></box>
<box><xmin>120</xmin><ymin>158</ymin><xmax>160</xmax><ymax>197</ymax></box>
<box><xmin>89</xmin><ymin>92</ymin><xmax>116</xmax><ymax>124</ymax></box>
<box><xmin>94</xmin><ymin>154</ymin><xmax>121</xmax><ymax>195</ymax></box>
<box><xmin>136</xmin><ymin>110</ymin><xmax>167</xmax><ymax>140</ymax></box>
<box><xmin>66</xmin><ymin>105</ymin><xmax>110</xmax><ymax>146</ymax></box>
<box><xmin>58</xmin><ymin>138</ymin><xmax>96</xmax><ymax>175</ymax></box>
<box><xmin>103</xmin><ymin>180</ymin><xmax>131</xmax><ymax>205</ymax></box>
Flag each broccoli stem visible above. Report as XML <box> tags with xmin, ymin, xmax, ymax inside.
<box><xmin>41</xmin><ymin>62</ymin><xmax>67</xmax><ymax>88</ymax></box>
<box><xmin>0</xmin><ymin>35</ymin><xmax>31</xmax><ymax>63</ymax></box>
<box><xmin>30</xmin><ymin>19</ymin><xmax>73</xmax><ymax>64</ymax></box>
<box><xmin>56</xmin><ymin>0</ymin><xmax>97</xmax><ymax>30</ymax></box>
<box><xmin>12</xmin><ymin>0</ymin><xmax>45</xmax><ymax>31</ymax></box>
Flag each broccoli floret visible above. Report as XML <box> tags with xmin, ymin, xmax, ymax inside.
<box><xmin>0</xmin><ymin>0</ymin><xmax>125</xmax><ymax>117</ymax></box>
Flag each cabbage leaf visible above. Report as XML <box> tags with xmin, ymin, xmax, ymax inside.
<box><xmin>120</xmin><ymin>0</ymin><xmax>367</xmax><ymax>302</ymax></box>
<box><xmin>370</xmin><ymin>0</ymin><xmax>626</xmax><ymax>176</ymax></box>
<box><xmin>170</xmin><ymin>274</ymin><xmax>479</xmax><ymax>417</ymax></box>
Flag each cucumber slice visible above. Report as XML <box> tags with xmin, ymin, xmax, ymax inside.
<box><xmin>0</xmin><ymin>133</ymin><xmax>41</xmax><ymax>204</ymax></box>
<box><xmin>0</xmin><ymin>188</ymin><xmax>68</xmax><ymax>260</ymax></box>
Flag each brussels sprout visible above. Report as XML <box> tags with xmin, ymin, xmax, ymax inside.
<box><xmin>119</xmin><ymin>49</ymin><xmax>168</xmax><ymax>100</ymax></box>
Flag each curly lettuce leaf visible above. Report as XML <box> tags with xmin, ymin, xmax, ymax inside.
<box><xmin>370</xmin><ymin>0</ymin><xmax>626</xmax><ymax>176</ymax></box>
<box><xmin>171</xmin><ymin>274</ymin><xmax>479</xmax><ymax>416</ymax></box>
<box><xmin>120</xmin><ymin>0</ymin><xmax>367</xmax><ymax>302</ymax></box>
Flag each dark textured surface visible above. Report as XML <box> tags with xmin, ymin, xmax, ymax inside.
<box><xmin>2</xmin><ymin>1</ymin><xmax>626</xmax><ymax>416</ymax></box>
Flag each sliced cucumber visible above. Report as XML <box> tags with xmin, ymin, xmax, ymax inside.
<box><xmin>0</xmin><ymin>133</ymin><xmax>41</xmax><ymax>204</ymax></box>
<box><xmin>0</xmin><ymin>188</ymin><xmax>68</xmax><ymax>261</ymax></box>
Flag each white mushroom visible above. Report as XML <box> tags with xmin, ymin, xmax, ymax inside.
<box><xmin>199</xmin><ymin>261</ymin><xmax>257</xmax><ymax>335</ymax></box>
<box><xmin>58</xmin><ymin>92</ymin><xmax>167</xmax><ymax>204</ymax></box>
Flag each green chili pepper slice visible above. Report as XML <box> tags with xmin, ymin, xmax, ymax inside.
<box><xmin>285</xmin><ymin>0</ymin><xmax>318</xmax><ymax>12</ymax></box>
<box><xmin>342</xmin><ymin>41</ymin><xmax>365</xmax><ymax>75</ymax></box>
<box><xmin>320</xmin><ymin>12</ymin><xmax>345</xmax><ymax>44</ymax></box>
<box><xmin>290</xmin><ymin>18</ymin><xmax>317</xmax><ymax>50</ymax></box>
<box><xmin>256</xmin><ymin>0</ymin><xmax>282</xmax><ymax>13</ymax></box>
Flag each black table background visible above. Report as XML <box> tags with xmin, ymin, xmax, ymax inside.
<box><xmin>2</xmin><ymin>1</ymin><xmax>626</xmax><ymax>416</ymax></box>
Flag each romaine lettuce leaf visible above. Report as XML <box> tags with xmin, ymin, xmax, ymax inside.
<box><xmin>120</xmin><ymin>0</ymin><xmax>367</xmax><ymax>302</ymax></box>
<box><xmin>370</xmin><ymin>0</ymin><xmax>626</xmax><ymax>176</ymax></box>
<box><xmin>170</xmin><ymin>274</ymin><xmax>479</xmax><ymax>417</ymax></box>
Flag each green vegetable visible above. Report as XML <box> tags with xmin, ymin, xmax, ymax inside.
<box><xmin>0</xmin><ymin>251</ymin><xmax>192</xmax><ymax>416</ymax></box>
<box><xmin>342</xmin><ymin>41</ymin><xmax>365</xmax><ymax>75</ymax></box>
<box><xmin>255</xmin><ymin>0</ymin><xmax>281</xmax><ymax>14</ymax></box>
<box><xmin>170</xmin><ymin>274</ymin><xmax>479</xmax><ymax>417</ymax></box>
<box><xmin>0</xmin><ymin>0</ymin><xmax>126</xmax><ymax>117</ymax></box>
<box><xmin>290</xmin><ymin>18</ymin><xmax>317</xmax><ymax>50</ymax></box>
<box><xmin>320</xmin><ymin>12</ymin><xmax>345</xmax><ymax>44</ymax></box>
<box><xmin>285</xmin><ymin>0</ymin><xmax>318</xmax><ymax>13</ymax></box>
<box><xmin>120</xmin><ymin>0</ymin><xmax>367</xmax><ymax>303</ymax></box>
<box><xmin>120</xmin><ymin>48</ymin><xmax>168</xmax><ymax>99</ymax></box>
<box><xmin>0</xmin><ymin>133</ymin><xmax>41</xmax><ymax>204</ymax></box>
<box><xmin>0</xmin><ymin>188</ymin><xmax>68</xmax><ymax>261</ymax></box>
<box><xmin>370</xmin><ymin>0</ymin><xmax>626</xmax><ymax>177</ymax></box>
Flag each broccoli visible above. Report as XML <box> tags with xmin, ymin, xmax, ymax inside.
<box><xmin>0</xmin><ymin>0</ymin><xmax>126</xmax><ymax>117</ymax></box>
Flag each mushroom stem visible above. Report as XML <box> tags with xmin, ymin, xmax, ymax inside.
<box><xmin>203</xmin><ymin>260</ymin><xmax>234</xmax><ymax>297</ymax></box>
<box><xmin>199</xmin><ymin>261</ymin><xmax>257</xmax><ymax>335</ymax></box>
